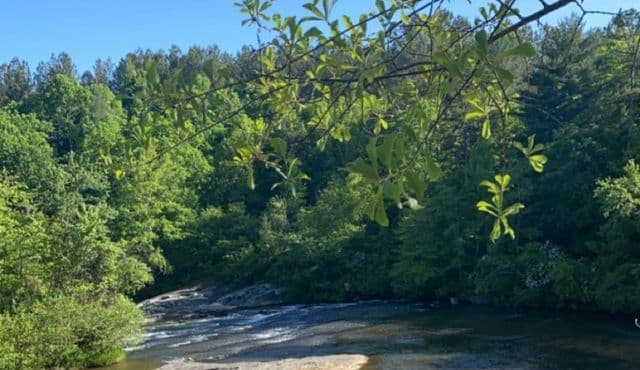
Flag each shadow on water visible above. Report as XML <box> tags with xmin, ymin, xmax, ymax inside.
<box><xmin>100</xmin><ymin>302</ymin><xmax>640</xmax><ymax>370</ymax></box>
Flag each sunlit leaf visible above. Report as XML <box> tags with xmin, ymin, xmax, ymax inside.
<box><xmin>482</xmin><ymin>119</ymin><xmax>491</xmax><ymax>139</ymax></box>
<box><xmin>374</xmin><ymin>188</ymin><xmax>389</xmax><ymax>227</ymax></box>
<box><xmin>114</xmin><ymin>169</ymin><xmax>125</xmax><ymax>180</ymax></box>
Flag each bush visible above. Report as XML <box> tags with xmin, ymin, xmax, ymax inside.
<box><xmin>0</xmin><ymin>288</ymin><xmax>143</xmax><ymax>370</ymax></box>
<box><xmin>474</xmin><ymin>242</ymin><xmax>564</xmax><ymax>307</ymax></box>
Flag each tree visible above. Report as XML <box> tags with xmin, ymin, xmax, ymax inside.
<box><xmin>33</xmin><ymin>52</ymin><xmax>77</xmax><ymax>89</ymax></box>
<box><xmin>21</xmin><ymin>74</ymin><xmax>93</xmax><ymax>156</ymax></box>
<box><xmin>593</xmin><ymin>160</ymin><xmax>640</xmax><ymax>312</ymax></box>
<box><xmin>0</xmin><ymin>58</ymin><xmax>31</xmax><ymax>106</ymax></box>
<box><xmin>0</xmin><ymin>109</ymin><xmax>63</xmax><ymax>211</ymax></box>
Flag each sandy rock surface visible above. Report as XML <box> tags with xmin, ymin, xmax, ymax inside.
<box><xmin>157</xmin><ymin>354</ymin><xmax>369</xmax><ymax>370</ymax></box>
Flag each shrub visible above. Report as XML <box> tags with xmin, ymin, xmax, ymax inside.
<box><xmin>0</xmin><ymin>288</ymin><xmax>143</xmax><ymax>369</ymax></box>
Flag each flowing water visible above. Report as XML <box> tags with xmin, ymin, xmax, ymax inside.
<box><xmin>100</xmin><ymin>301</ymin><xmax>640</xmax><ymax>369</ymax></box>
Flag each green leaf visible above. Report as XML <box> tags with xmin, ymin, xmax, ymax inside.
<box><xmin>496</xmin><ymin>174</ymin><xmax>511</xmax><ymax>189</ymax></box>
<box><xmin>476</xmin><ymin>200</ymin><xmax>499</xmax><ymax>217</ymax></box>
<box><xmin>406</xmin><ymin>172</ymin><xmax>426</xmax><ymax>203</ymax></box>
<box><xmin>299</xmin><ymin>173</ymin><xmax>311</xmax><ymax>181</ymax></box>
<box><xmin>503</xmin><ymin>202</ymin><xmax>525</xmax><ymax>217</ymax></box>
<box><xmin>365</xmin><ymin>194</ymin><xmax>376</xmax><ymax>220</ymax></box>
<box><xmin>480</xmin><ymin>180</ymin><xmax>500</xmax><ymax>195</ymax></box>
<box><xmin>426</xmin><ymin>154</ymin><xmax>442</xmax><ymax>182</ymax></box>
<box><xmin>514</xmin><ymin>135</ymin><xmax>548</xmax><ymax>173</ymax></box>
<box><xmin>481</xmin><ymin>119</ymin><xmax>491</xmax><ymax>139</ymax></box>
<box><xmin>529</xmin><ymin>154</ymin><xmax>548</xmax><ymax>173</ymax></box>
<box><xmin>269</xmin><ymin>138</ymin><xmax>287</xmax><ymax>158</ymax></box>
<box><xmin>366</xmin><ymin>137</ymin><xmax>378</xmax><ymax>171</ymax></box>
<box><xmin>532</xmin><ymin>143</ymin><xmax>545</xmax><ymax>152</ymax></box>
<box><xmin>394</xmin><ymin>136</ymin><xmax>405</xmax><ymax>161</ymax></box>
<box><xmin>304</xmin><ymin>26</ymin><xmax>322</xmax><ymax>38</ymax></box>
<box><xmin>503</xmin><ymin>43</ymin><xmax>536</xmax><ymax>58</ymax></box>
<box><xmin>378</xmin><ymin>117</ymin><xmax>389</xmax><ymax>130</ymax></box>
<box><xmin>505</xmin><ymin>225</ymin><xmax>516</xmax><ymax>239</ymax></box>
<box><xmin>527</xmin><ymin>134</ymin><xmax>535</xmax><ymax>149</ymax></box>
<box><xmin>114</xmin><ymin>169</ymin><xmax>126</xmax><ymax>180</ymax></box>
<box><xmin>247</xmin><ymin>166</ymin><xmax>255</xmax><ymax>190</ymax></box>
<box><xmin>468</xmin><ymin>98</ymin><xmax>484</xmax><ymax>112</ymax></box>
<box><xmin>513</xmin><ymin>141</ymin><xmax>526</xmax><ymax>154</ymax></box>
<box><xmin>494</xmin><ymin>66</ymin><xmax>514</xmax><ymax>85</ymax></box>
<box><xmin>374</xmin><ymin>188</ymin><xmax>389</xmax><ymax>227</ymax></box>
<box><xmin>235</xmin><ymin>146</ymin><xmax>253</xmax><ymax>161</ymax></box>
<box><xmin>378</xmin><ymin>135</ymin><xmax>395</xmax><ymax>170</ymax></box>
<box><xmin>349</xmin><ymin>158</ymin><xmax>379</xmax><ymax>180</ymax></box>
<box><xmin>286</xmin><ymin>158</ymin><xmax>299</xmax><ymax>178</ymax></box>
<box><xmin>465</xmin><ymin>111</ymin><xmax>485</xmax><ymax>121</ymax></box>
<box><xmin>342</xmin><ymin>15</ymin><xmax>353</xmax><ymax>28</ymax></box>
<box><xmin>497</xmin><ymin>217</ymin><xmax>512</xmax><ymax>239</ymax></box>
<box><xmin>479</xmin><ymin>6</ymin><xmax>488</xmax><ymax>20</ymax></box>
<box><xmin>478</xmin><ymin>174</ymin><xmax>523</xmax><ymax>242</ymax></box>
<box><xmin>475</xmin><ymin>30</ymin><xmax>489</xmax><ymax>56</ymax></box>
<box><xmin>383</xmin><ymin>180</ymin><xmax>402</xmax><ymax>208</ymax></box>
<box><xmin>432</xmin><ymin>52</ymin><xmax>461</xmax><ymax>77</ymax></box>
<box><xmin>322</xmin><ymin>0</ymin><xmax>335</xmax><ymax>19</ymax></box>
<box><xmin>303</xmin><ymin>2</ymin><xmax>324</xmax><ymax>20</ymax></box>
<box><xmin>490</xmin><ymin>219</ymin><xmax>501</xmax><ymax>242</ymax></box>
<box><xmin>400</xmin><ymin>11</ymin><xmax>410</xmax><ymax>25</ymax></box>
<box><xmin>259</xmin><ymin>0</ymin><xmax>272</xmax><ymax>12</ymax></box>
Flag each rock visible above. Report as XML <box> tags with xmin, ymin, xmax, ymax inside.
<box><xmin>215</xmin><ymin>283</ymin><xmax>284</xmax><ymax>308</ymax></box>
<box><xmin>157</xmin><ymin>354</ymin><xmax>369</xmax><ymax>370</ymax></box>
<box><xmin>138</xmin><ymin>282</ymin><xmax>284</xmax><ymax>321</ymax></box>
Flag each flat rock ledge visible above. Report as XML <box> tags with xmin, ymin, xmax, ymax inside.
<box><xmin>138</xmin><ymin>282</ymin><xmax>285</xmax><ymax>323</ymax></box>
<box><xmin>157</xmin><ymin>354</ymin><xmax>369</xmax><ymax>370</ymax></box>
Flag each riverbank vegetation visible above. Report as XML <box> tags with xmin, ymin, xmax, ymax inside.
<box><xmin>1</xmin><ymin>0</ymin><xmax>639</xmax><ymax>368</ymax></box>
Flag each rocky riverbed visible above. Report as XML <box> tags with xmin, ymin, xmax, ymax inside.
<box><xmin>100</xmin><ymin>284</ymin><xmax>640</xmax><ymax>370</ymax></box>
<box><xmin>138</xmin><ymin>283</ymin><xmax>286</xmax><ymax>323</ymax></box>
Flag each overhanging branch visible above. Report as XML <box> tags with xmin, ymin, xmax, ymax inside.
<box><xmin>489</xmin><ymin>0</ymin><xmax>575</xmax><ymax>42</ymax></box>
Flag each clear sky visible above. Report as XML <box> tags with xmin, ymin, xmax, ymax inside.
<box><xmin>1</xmin><ymin>0</ymin><xmax>636</xmax><ymax>73</ymax></box>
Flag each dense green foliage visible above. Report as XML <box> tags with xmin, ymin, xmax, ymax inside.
<box><xmin>1</xmin><ymin>1</ymin><xmax>639</xmax><ymax>368</ymax></box>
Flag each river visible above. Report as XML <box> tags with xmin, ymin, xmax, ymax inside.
<box><xmin>100</xmin><ymin>301</ymin><xmax>640</xmax><ymax>369</ymax></box>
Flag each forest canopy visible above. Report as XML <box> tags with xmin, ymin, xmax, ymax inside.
<box><xmin>1</xmin><ymin>0</ymin><xmax>639</xmax><ymax>368</ymax></box>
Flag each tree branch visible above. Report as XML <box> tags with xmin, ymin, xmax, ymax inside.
<box><xmin>489</xmin><ymin>0</ymin><xmax>575</xmax><ymax>42</ymax></box>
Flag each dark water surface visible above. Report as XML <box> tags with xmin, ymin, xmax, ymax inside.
<box><xmin>100</xmin><ymin>302</ymin><xmax>640</xmax><ymax>369</ymax></box>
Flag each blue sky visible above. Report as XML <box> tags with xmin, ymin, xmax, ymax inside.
<box><xmin>1</xmin><ymin>0</ymin><xmax>636</xmax><ymax>73</ymax></box>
